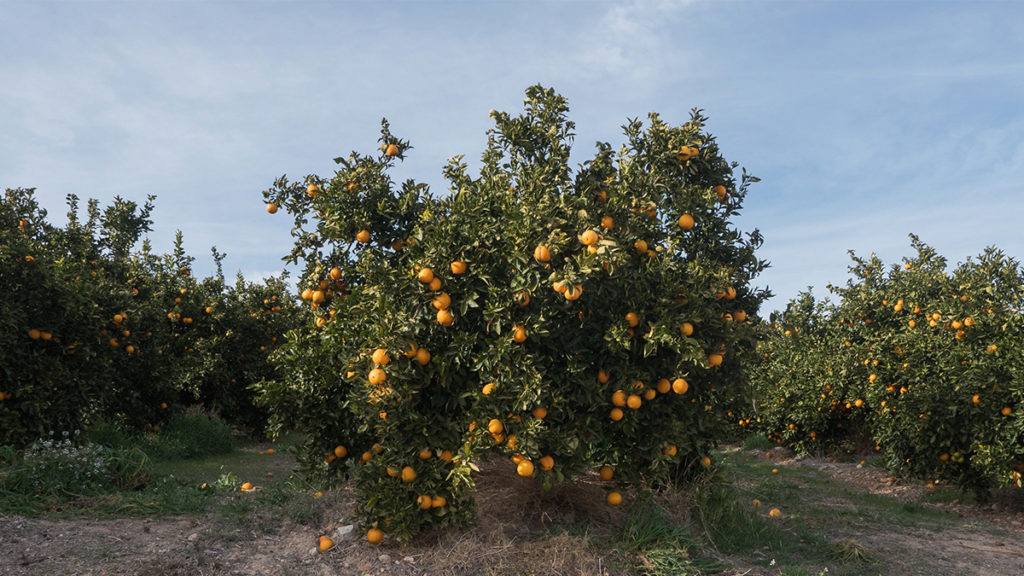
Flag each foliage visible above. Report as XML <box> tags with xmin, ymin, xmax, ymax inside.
<box><xmin>751</xmin><ymin>235</ymin><xmax>1024</xmax><ymax>497</ymax></box>
<box><xmin>257</xmin><ymin>85</ymin><xmax>768</xmax><ymax>540</ymax></box>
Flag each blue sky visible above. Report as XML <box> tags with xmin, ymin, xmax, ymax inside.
<box><xmin>3</xmin><ymin>1</ymin><xmax>1022</xmax><ymax>312</ymax></box>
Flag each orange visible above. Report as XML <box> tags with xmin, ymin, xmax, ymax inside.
<box><xmin>428</xmin><ymin>277</ymin><xmax>442</xmax><ymax>291</ymax></box>
<box><xmin>679</xmin><ymin>322</ymin><xmax>694</xmax><ymax>336</ymax></box>
<box><xmin>266</xmin><ymin>203</ymin><xmax>278</xmax><ymax>214</ymax></box>
<box><xmin>437</xmin><ymin>308</ymin><xmax>454</xmax><ymax>326</ymax></box>
<box><xmin>417</xmin><ymin>494</ymin><xmax>433</xmax><ymax>510</ymax></box>
<box><xmin>318</xmin><ymin>535</ymin><xmax>335</xmax><ymax>551</ymax></box>
<box><xmin>512</xmin><ymin>325</ymin><xmax>526</xmax><ymax>342</ymax></box>
<box><xmin>713</xmin><ymin>184</ymin><xmax>728</xmax><ymax>199</ymax></box>
<box><xmin>368</xmin><ymin>368</ymin><xmax>387</xmax><ymax>386</ymax></box>
<box><xmin>580</xmin><ymin>229</ymin><xmax>599</xmax><ymax>246</ymax></box>
<box><xmin>625</xmin><ymin>312</ymin><xmax>639</xmax><ymax>327</ymax></box>
<box><xmin>972</xmin><ymin>394</ymin><xmax>981</xmax><ymax>405</ymax></box>
<box><xmin>599</xmin><ymin>466</ymin><xmax>614</xmax><ymax>481</ymax></box>
<box><xmin>701</xmin><ymin>456</ymin><xmax>712</xmax><ymax>467</ymax></box>
<box><xmin>708</xmin><ymin>353</ymin><xmax>724</xmax><ymax>367</ymax></box>
<box><xmin>517</xmin><ymin>460</ymin><xmax>535</xmax><ymax>477</ymax></box>
<box><xmin>600</xmin><ymin>216</ymin><xmax>614</xmax><ymax>230</ymax></box>
<box><xmin>633</xmin><ymin>239</ymin><xmax>648</xmax><ymax>253</ymax></box>
<box><xmin>532</xmin><ymin>407</ymin><xmax>547</xmax><ymax>419</ymax></box>
<box><xmin>306</xmin><ymin>183</ymin><xmax>320</xmax><ymax>197</ymax></box>
<box><xmin>606</xmin><ymin>491</ymin><xmax>623</xmax><ymax>506</ymax></box>
<box><xmin>432</xmin><ymin>292</ymin><xmax>452</xmax><ymax>310</ymax></box>
<box><xmin>769</xmin><ymin>508</ymin><xmax>782</xmax><ymax>519</ymax></box>
<box><xmin>514</xmin><ymin>290</ymin><xmax>531</xmax><ymax>306</ymax></box>
<box><xmin>663</xmin><ymin>444</ymin><xmax>677</xmax><ymax>456</ymax></box>
<box><xmin>240</xmin><ymin>482</ymin><xmax>254</xmax><ymax>492</ymax></box>
<box><xmin>598</xmin><ymin>369</ymin><xmax>610</xmax><ymax>384</ymax></box>
<box><xmin>626</xmin><ymin>394</ymin><xmax>642</xmax><ymax>409</ymax></box>
<box><xmin>482</xmin><ymin>382</ymin><xmax>496</xmax><ymax>395</ymax></box>
<box><xmin>385</xmin><ymin>143</ymin><xmax>400</xmax><ymax>156</ymax></box>
<box><xmin>417</xmin><ymin>267</ymin><xmax>435</xmax><ymax>284</ymax></box>
<box><xmin>366</xmin><ymin>528</ymin><xmax>384</xmax><ymax>544</ymax></box>
<box><xmin>672</xmin><ymin>378</ymin><xmax>688</xmax><ymax>394</ymax></box>
<box><xmin>564</xmin><ymin>284</ymin><xmax>583</xmax><ymax>301</ymax></box>
<box><xmin>431</xmin><ymin>495</ymin><xmax>447</xmax><ymax>508</ymax></box>
<box><xmin>334</xmin><ymin>445</ymin><xmax>347</xmax><ymax>458</ymax></box>
<box><xmin>404</xmin><ymin>343</ymin><xmax>418</xmax><ymax>358</ymax></box>
<box><xmin>643</xmin><ymin>388</ymin><xmax>656</xmax><ymax>401</ymax></box>
<box><xmin>533</xmin><ymin>245</ymin><xmax>551</xmax><ymax>262</ymax></box>
<box><xmin>539</xmin><ymin>455</ymin><xmax>554</xmax><ymax>471</ymax></box>
<box><xmin>1002</xmin><ymin>407</ymin><xmax>1013</xmax><ymax>416</ymax></box>
<box><xmin>28</xmin><ymin>328</ymin><xmax>41</xmax><ymax>340</ymax></box>
<box><xmin>371</xmin><ymin>348</ymin><xmax>391</xmax><ymax>366</ymax></box>
<box><xmin>415</xmin><ymin>347</ymin><xmax>431</xmax><ymax>365</ymax></box>
<box><xmin>733</xmin><ymin>310</ymin><xmax>747</xmax><ymax>322</ymax></box>
<box><xmin>610</xmin><ymin>407</ymin><xmax>624</xmax><ymax>421</ymax></box>
<box><xmin>450</xmin><ymin>260</ymin><xmax>467</xmax><ymax>275</ymax></box>
<box><xmin>677</xmin><ymin>213</ymin><xmax>695</xmax><ymax>230</ymax></box>
<box><xmin>401</xmin><ymin>466</ymin><xmax>417</xmax><ymax>482</ymax></box>
<box><xmin>552</xmin><ymin>280</ymin><xmax>568</xmax><ymax>293</ymax></box>
<box><xmin>418</xmin><ymin>449</ymin><xmax>432</xmax><ymax>460</ymax></box>
<box><xmin>356</xmin><ymin>229</ymin><xmax>370</xmax><ymax>243</ymax></box>
<box><xmin>488</xmin><ymin>418</ymin><xmax>504</xmax><ymax>436</ymax></box>
<box><xmin>656</xmin><ymin>378</ymin><xmax>671</xmax><ymax>394</ymax></box>
<box><xmin>611</xmin><ymin>390</ymin><xmax>627</xmax><ymax>406</ymax></box>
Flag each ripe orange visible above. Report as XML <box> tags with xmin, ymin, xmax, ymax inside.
<box><xmin>580</xmin><ymin>229</ymin><xmax>599</xmax><ymax>246</ymax></box>
<box><xmin>418</xmin><ymin>449</ymin><xmax>432</xmax><ymax>460</ymax></box>
<box><xmin>564</xmin><ymin>284</ymin><xmax>583</xmax><ymax>301</ymax></box>
<box><xmin>533</xmin><ymin>244</ymin><xmax>551</xmax><ymax>262</ymax></box>
<box><xmin>663</xmin><ymin>444</ymin><xmax>677</xmax><ymax>456</ymax></box>
<box><xmin>611</xmin><ymin>390</ymin><xmax>627</xmax><ymax>406</ymax></box>
<box><xmin>240</xmin><ymin>482</ymin><xmax>254</xmax><ymax>492</ymax></box>
<box><xmin>610</xmin><ymin>407</ymin><xmax>624</xmax><ymax>421</ymax></box>
<box><xmin>306</xmin><ymin>183</ymin><xmax>320</xmax><ymax>197</ymax></box>
<box><xmin>713</xmin><ymin>184</ymin><xmax>728</xmax><ymax>199</ymax></box>
<box><xmin>366</xmin><ymin>528</ymin><xmax>384</xmax><ymax>544</ymax></box>
<box><xmin>733</xmin><ymin>310</ymin><xmax>747</xmax><ymax>322</ymax></box>
<box><xmin>356</xmin><ymin>229</ymin><xmax>370</xmax><ymax>243</ymax></box>
<box><xmin>488</xmin><ymin>418</ymin><xmax>504</xmax><ymax>436</ymax></box>
<box><xmin>598</xmin><ymin>369</ymin><xmax>610</xmax><ymax>384</ymax></box>
<box><xmin>679</xmin><ymin>322</ymin><xmax>694</xmax><ymax>336</ymax></box>
<box><xmin>677</xmin><ymin>213</ymin><xmax>695</xmax><ymax>230</ymax></box>
<box><xmin>417</xmin><ymin>267</ymin><xmax>435</xmax><ymax>284</ymax></box>
<box><xmin>437</xmin><ymin>308</ymin><xmax>454</xmax><ymax>326</ymax></box>
<box><xmin>417</xmin><ymin>494</ymin><xmax>433</xmax><ymax>510</ymax></box>
<box><xmin>428</xmin><ymin>277</ymin><xmax>442</xmax><ymax>291</ymax></box>
<box><xmin>266</xmin><ymin>203</ymin><xmax>278</xmax><ymax>214</ymax></box>
<box><xmin>450</xmin><ymin>260</ymin><xmax>467</xmax><ymax>275</ymax></box>
<box><xmin>606</xmin><ymin>491</ymin><xmax>623</xmax><ymax>506</ymax></box>
<box><xmin>368</xmin><ymin>368</ymin><xmax>387</xmax><ymax>386</ymax></box>
<box><xmin>334</xmin><ymin>445</ymin><xmax>347</xmax><ymax>458</ymax></box>
<box><xmin>385</xmin><ymin>143</ymin><xmax>399</xmax><ymax>156</ymax></box>
<box><xmin>431</xmin><ymin>495</ymin><xmax>447</xmax><ymax>508</ymax></box>
<box><xmin>672</xmin><ymin>378</ymin><xmax>689</xmax><ymax>395</ymax></box>
<box><xmin>656</xmin><ymin>378</ymin><xmax>671</xmax><ymax>394</ymax></box>
<box><xmin>600</xmin><ymin>216</ymin><xmax>614</xmax><ymax>230</ymax></box>
<box><xmin>482</xmin><ymin>382</ymin><xmax>496</xmax><ymax>395</ymax></box>
<box><xmin>532</xmin><ymin>407</ymin><xmax>547</xmax><ymax>419</ymax></box>
<box><xmin>626</xmin><ymin>394</ymin><xmax>642</xmax><ymax>409</ymax></box>
<box><xmin>1002</xmin><ymin>407</ymin><xmax>1013</xmax><ymax>416</ymax></box>
<box><xmin>371</xmin><ymin>348</ymin><xmax>391</xmax><ymax>366</ymax></box>
<box><xmin>514</xmin><ymin>290</ymin><xmax>531</xmax><ymax>306</ymax></box>
<box><xmin>512</xmin><ymin>325</ymin><xmax>526</xmax><ymax>342</ymax></box>
<box><xmin>708</xmin><ymin>353</ymin><xmax>724</xmax><ymax>367</ymax></box>
<box><xmin>701</xmin><ymin>456</ymin><xmax>712</xmax><ymax>467</ymax></box>
<box><xmin>517</xmin><ymin>460</ymin><xmax>535</xmax><ymax>477</ymax></box>
<box><xmin>552</xmin><ymin>280</ymin><xmax>568</xmax><ymax>293</ymax></box>
<box><xmin>633</xmin><ymin>239</ymin><xmax>648</xmax><ymax>253</ymax></box>
<box><xmin>318</xmin><ymin>535</ymin><xmax>335</xmax><ymax>551</ymax></box>
<box><xmin>415</xmin><ymin>347</ymin><xmax>431</xmax><ymax>365</ymax></box>
<box><xmin>539</xmin><ymin>456</ymin><xmax>554</xmax><ymax>471</ymax></box>
<box><xmin>599</xmin><ymin>466</ymin><xmax>614</xmax><ymax>481</ymax></box>
<box><xmin>625</xmin><ymin>312</ymin><xmax>639</xmax><ymax>327</ymax></box>
<box><xmin>432</xmin><ymin>292</ymin><xmax>452</xmax><ymax>310</ymax></box>
<box><xmin>28</xmin><ymin>328</ymin><xmax>41</xmax><ymax>340</ymax></box>
<box><xmin>401</xmin><ymin>466</ymin><xmax>417</xmax><ymax>482</ymax></box>
<box><xmin>769</xmin><ymin>508</ymin><xmax>782</xmax><ymax>519</ymax></box>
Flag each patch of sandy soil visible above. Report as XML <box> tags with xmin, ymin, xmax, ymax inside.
<box><xmin>725</xmin><ymin>448</ymin><xmax>1024</xmax><ymax>576</ymax></box>
<box><xmin>3</xmin><ymin>451</ymin><xmax>1023</xmax><ymax>576</ymax></box>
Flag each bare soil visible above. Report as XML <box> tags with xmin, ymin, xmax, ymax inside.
<box><xmin>3</xmin><ymin>450</ymin><xmax>1024</xmax><ymax>576</ymax></box>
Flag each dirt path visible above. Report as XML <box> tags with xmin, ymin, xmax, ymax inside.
<box><xmin>3</xmin><ymin>451</ymin><xmax>1024</xmax><ymax>576</ymax></box>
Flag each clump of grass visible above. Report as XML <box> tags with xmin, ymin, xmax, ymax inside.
<box><xmin>741</xmin><ymin>433</ymin><xmax>775</xmax><ymax>451</ymax></box>
<box><xmin>139</xmin><ymin>411</ymin><xmax>234</xmax><ymax>460</ymax></box>
<box><xmin>691</xmin><ymin>472</ymin><xmax>782</xmax><ymax>555</ymax></box>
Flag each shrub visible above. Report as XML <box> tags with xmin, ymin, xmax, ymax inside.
<box><xmin>258</xmin><ymin>86</ymin><xmax>768</xmax><ymax>540</ymax></box>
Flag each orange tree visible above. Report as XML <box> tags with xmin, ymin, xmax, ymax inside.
<box><xmin>752</xmin><ymin>235</ymin><xmax>1024</xmax><ymax>497</ymax></box>
<box><xmin>256</xmin><ymin>86</ymin><xmax>768</xmax><ymax>541</ymax></box>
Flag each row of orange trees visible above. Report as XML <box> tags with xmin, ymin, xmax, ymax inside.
<box><xmin>0</xmin><ymin>188</ymin><xmax>301</xmax><ymax>446</ymax></box>
<box><xmin>751</xmin><ymin>235</ymin><xmax>1023</xmax><ymax>497</ymax></box>
<box><xmin>255</xmin><ymin>86</ymin><xmax>769</xmax><ymax>541</ymax></box>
